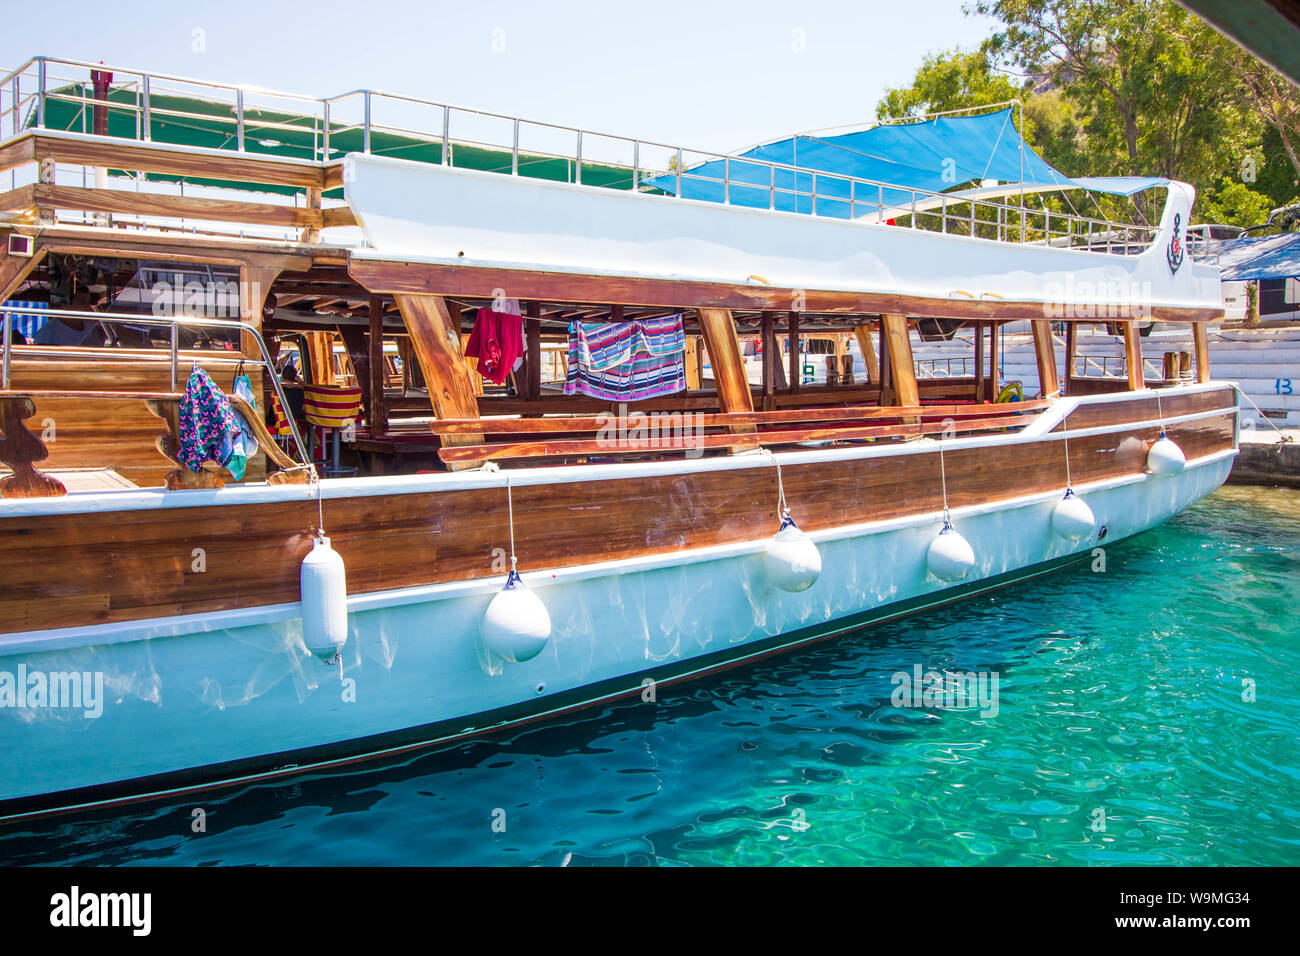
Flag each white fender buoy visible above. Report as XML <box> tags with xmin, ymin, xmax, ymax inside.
<box><xmin>764</xmin><ymin>515</ymin><xmax>822</xmax><ymax>593</ymax></box>
<box><xmin>1147</xmin><ymin>431</ymin><xmax>1185</xmax><ymax>476</ymax></box>
<box><xmin>1051</xmin><ymin>489</ymin><xmax>1096</xmax><ymax>541</ymax></box>
<box><xmin>482</xmin><ymin>569</ymin><xmax>551</xmax><ymax>663</ymax></box>
<box><xmin>927</xmin><ymin>522</ymin><xmax>975</xmax><ymax>582</ymax></box>
<box><xmin>300</xmin><ymin>534</ymin><xmax>348</xmax><ymax>662</ymax></box>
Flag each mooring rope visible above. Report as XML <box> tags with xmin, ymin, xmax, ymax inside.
<box><xmin>505</xmin><ymin>470</ymin><xmax>518</xmax><ymax>571</ymax></box>
<box><xmin>1061</xmin><ymin>411</ymin><xmax>1074</xmax><ymax>490</ymax></box>
<box><xmin>1235</xmin><ymin>388</ymin><xmax>1295</xmax><ymax>450</ymax></box>
<box><xmin>308</xmin><ymin>463</ymin><xmax>324</xmax><ymax>536</ymax></box>
<box><xmin>938</xmin><ymin>439</ymin><xmax>952</xmax><ymax>527</ymax></box>
<box><xmin>760</xmin><ymin>448</ymin><xmax>792</xmax><ymax>520</ymax></box>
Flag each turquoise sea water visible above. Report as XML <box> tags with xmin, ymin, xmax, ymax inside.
<box><xmin>3</xmin><ymin>485</ymin><xmax>1298</xmax><ymax>866</ymax></box>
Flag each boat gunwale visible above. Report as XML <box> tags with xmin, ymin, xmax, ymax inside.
<box><xmin>0</xmin><ymin>383</ymin><xmax>1239</xmax><ymax>518</ymax></box>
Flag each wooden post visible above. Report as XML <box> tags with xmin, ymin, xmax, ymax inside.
<box><xmin>394</xmin><ymin>293</ymin><xmax>483</xmax><ymax>468</ymax></box>
<box><xmin>760</xmin><ymin>310</ymin><xmax>776</xmax><ymax>409</ymax></box>
<box><xmin>238</xmin><ymin>262</ymin><xmax>282</xmax><ymax>364</ymax></box>
<box><xmin>1123</xmin><ymin>321</ymin><xmax>1144</xmax><ymax>390</ymax></box>
<box><xmin>398</xmin><ymin>337</ymin><xmax>413</xmax><ymax>393</ymax></box>
<box><xmin>684</xmin><ymin>335</ymin><xmax>702</xmax><ymax>391</ymax></box>
<box><xmin>853</xmin><ymin>323</ymin><xmax>880</xmax><ymax>384</ymax></box>
<box><xmin>1192</xmin><ymin>321</ymin><xmax>1210</xmax><ymax>383</ymax></box>
<box><xmin>974</xmin><ymin>320</ymin><xmax>985</xmax><ymax>401</ymax></box>
<box><xmin>881</xmin><ymin>313</ymin><xmax>919</xmax><ymax>408</ymax></box>
<box><xmin>337</xmin><ymin>323</ymin><xmax>371</xmax><ymax>418</ymax></box>
<box><xmin>787</xmin><ymin>311</ymin><xmax>801</xmax><ymax>393</ymax></box>
<box><xmin>988</xmin><ymin>321</ymin><xmax>1001</xmax><ymax>401</ymax></box>
<box><xmin>525</xmin><ymin>300</ymin><xmax>542</xmax><ymax>401</ymax></box>
<box><xmin>1030</xmin><ymin>319</ymin><xmax>1060</xmax><ymax>399</ymax></box>
<box><xmin>368</xmin><ymin>297</ymin><xmax>388</xmax><ymax>435</ymax></box>
<box><xmin>1064</xmin><ymin>322</ymin><xmax>1077</xmax><ymax>393</ymax></box>
<box><xmin>304</xmin><ymin>331</ymin><xmax>337</xmax><ymax>385</ymax></box>
<box><xmin>300</xmin><ymin>186</ymin><xmax>322</xmax><ymax>244</ymax></box>
<box><xmin>698</xmin><ymin>307</ymin><xmax>756</xmax><ymax>439</ymax></box>
<box><xmin>878</xmin><ymin>320</ymin><xmax>893</xmax><ymax>406</ymax></box>
<box><xmin>459</xmin><ymin>333</ymin><xmax>485</xmax><ymax>397</ymax></box>
<box><xmin>1162</xmin><ymin>351</ymin><xmax>1178</xmax><ymax>384</ymax></box>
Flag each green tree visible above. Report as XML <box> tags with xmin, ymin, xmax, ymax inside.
<box><xmin>876</xmin><ymin>49</ymin><xmax>1024</xmax><ymax>122</ymax></box>
<box><xmin>968</xmin><ymin>0</ymin><xmax>1280</xmax><ymax>224</ymax></box>
<box><xmin>1199</xmin><ymin>177</ymin><xmax>1275</xmax><ymax>227</ymax></box>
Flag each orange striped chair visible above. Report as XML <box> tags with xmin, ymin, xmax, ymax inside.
<box><xmin>302</xmin><ymin>383</ymin><xmax>363</xmax><ymax>476</ymax></box>
<box><xmin>269</xmin><ymin>389</ymin><xmax>295</xmax><ymax>437</ymax></box>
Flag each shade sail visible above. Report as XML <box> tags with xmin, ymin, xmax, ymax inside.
<box><xmin>1216</xmin><ymin>233</ymin><xmax>1300</xmax><ymax>280</ymax></box>
<box><xmin>645</xmin><ymin>107</ymin><xmax>1166</xmax><ymax>218</ymax></box>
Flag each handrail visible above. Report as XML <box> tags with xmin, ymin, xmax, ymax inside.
<box><xmin>0</xmin><ymin>304</ymin><xmax>310</xmax><ymax>471</ymax></box>
<box><xmin>0</xmin><ymin>55</ymin><xmax>1161</xmax><ymax>254</ymax></box>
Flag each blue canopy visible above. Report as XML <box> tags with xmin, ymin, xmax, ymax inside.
<box><xmin>1216</xmin><ymin>233</ymin><xmax>1300</xmax><ymax>280</ymax></box>
<box><xmin>646</xmin><ymin>107</ymin><xmax>1164</xmax><ymax>218</ymax></box>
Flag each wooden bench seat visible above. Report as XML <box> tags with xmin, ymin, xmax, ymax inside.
<box><xmin>0</xmin><ymin>389</ymin><xmax>306</xmax><ymax>496</ymax></box>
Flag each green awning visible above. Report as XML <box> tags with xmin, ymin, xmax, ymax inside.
<box><xmin>36</xmin><ymin>83</ymin><xmax>644</xmax><ymax>199</ymax></box>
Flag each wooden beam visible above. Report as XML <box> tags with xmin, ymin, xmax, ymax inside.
<box><xmin>987</xmin><ymin>321</ymin><xmax>1001</xmax><ymax>402</ymax></box>
<box><xmin>760</xmin><ymin>310</ymin><xmax>776</xmax><ymax>410</ymax></box>
<box><xmin>348</xmin><ymin>257</ymin><xmax>1225</xmax><ymax>324</ymax></box>
<box><xmin>29</xmin><ymin>183</ymin><xmax>320</xmax><ymax>230</ymax></box>
<box><xmin>300</xmin><ymin>187</ymin><xmax>322</xmax><ymax>244</ymax></box>
<box><xmin>304</xmin><ymin>331</ymin><xmax>338</xmax><ymax>385</ymax></box>
<box><xmin>1192</xmin><ymin>321</ymin><xmax>1211</xmax><ymax>383</ymax></box>
<box><xmin>698</xmin><ymin>308</ymin><xmax>757</xmax><ymax>448</ymax></box>
<box><xmin>368</xmin><ymin>297</ymin><xmax>388</xmax><ymax>434</ymax></box>
<box><xmin>525</xmin><ymin>301</ymin><xmax>542</xmax><ymax>402</ymax></box>
<box><xmin>0</xmin><ymin>184</ymin><xmax>35</xmax><ymax>216</ymax></box>
<box><xmin>878</xmin><ymin>321</ymin><xmax>892</xmax><ymax>406</ymax></box>
<box><xmin>29</xmin><ymin>133</ymin><xmax>326</xmax><ymax>190</ymax></box>
<box><xmin>1064</xmin><ymin>321</ymin><xmax>1078</xmax><ymax>392</ymax></box>
<box><xmin>0</xmin><ymin>135</ymin><xmax>36</xmax><ymax>175</ymax></box>
<box><xmin>881</xmin><ymin>314</ymin><xmax>919</xmax><ymax>408</ymax></box>
<box><xmin>321</xmin><ymin>206</ymin><xmax>358</xmax><ymax>230</ymax></box>
<box><xmin>0</xmin><ymin>246</ymin><xmax>46</xmax><ymax>302</ymax></box>
<box><xmin>393</xmin><ymin>293</ymin><xmax>483</xmax><ymax>468</ymax></box>
<box><xmin>1031</xmin><ymin>319</ymin><xmax>1060</xmax><ymax>399</ymax></box>
<box><xmin>852</xmin><ymin>323</ymin><xmax>879</xmax><ymax>384</ymax></box>
<box><xmin>338</xmin><ymin>322</ymin><xmax>371</xmax><ymax>421</ymax></box>
<box><xmin>459</xmin><ymin>334</ymin><xmax>485</xmax><ymax>396</ymax></box>
<box><xmin>697</xmin><ymin>308</ymin><xmax>755</xmax><ymax>423</ymax></box>
<box><xmin>437</xmin><ymin>412</ymin><xmax>1037</xmax><ymax>465</ymax></box>
<box><xmin>684</xmin><ymin>335</ymin><xmax>702</xmax><ymax>391</ymax></box>
<box><xmin>430</xmin><ymin>400</ymin><xmax>1053</xmax><ymax>434</ymax></box>
<box><xmin>239</xmin><ymin>263</ymin><xmax>282</xmax><ymax>363</ymax></box>
<box><xmin>1123</xmin><ymin>321</ymin><xmax>1145</xmax><ymax>390</ymax></box>
<box><xmin>29</xmin><ymin>230</ymin><xmax>315</xmax><ymax>274</ymax></box>
<box><xmin>323</xmin><ymin>163</ymin><xmax>347</xmax><ymax>191</ymax></box>
<box><xmin>787</xmin><ymin>311</ymin><xmax>800</xmax><ymax>394</ymax></box>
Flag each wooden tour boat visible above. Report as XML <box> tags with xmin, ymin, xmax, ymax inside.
<box><xmin>0</xmin><ymin>57</ymin><xmax>1236</xmax><ymax>819</ymax></box>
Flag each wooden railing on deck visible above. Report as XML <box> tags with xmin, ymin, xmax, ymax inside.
<box><xmin>430</xmin><ymin>400</ymin><xmax>1049</xmax><ymax>465</ymax></box>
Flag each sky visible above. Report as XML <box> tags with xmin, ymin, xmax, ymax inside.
<box><xmin>0</xmin><ymin>0</ymin><xmax>1001</xmax><ymax>155</ymax></box>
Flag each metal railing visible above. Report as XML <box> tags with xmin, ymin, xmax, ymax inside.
<box><xmin>916</xmin><ymin>357</ymin><xmax>975</xmax><ymax>378</ymax></box>
<box><xmin>0</xmin><ymin>55</ymin><xmax>1166</xmax><ymax>253</ymax></box>
<box><xmin>1071</xmin><ymin>353</ymin><xmax>1162</xmax><ymax>378</ymax></box>
<box><xmin>1</xmin><ymin>304</ymin><xmax>311</xmax><ymax>471</ymax></box>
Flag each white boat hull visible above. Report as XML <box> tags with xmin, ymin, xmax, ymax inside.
<box><xmin>0</xmin><ymin>449</ymin><xmax>1233</xmax><ymax>815</ymax></box>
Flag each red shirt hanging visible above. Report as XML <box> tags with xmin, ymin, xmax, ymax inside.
<box><xmin>464</xmin><ymin>308</ymin><xmax>524</xmax><ymax>385</ymax></box>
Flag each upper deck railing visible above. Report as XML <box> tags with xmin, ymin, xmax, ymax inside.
<box><xmin>0</xmin><ymin>55</ymin><xmax>1160</xmax><ymax>252</ymax></box>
